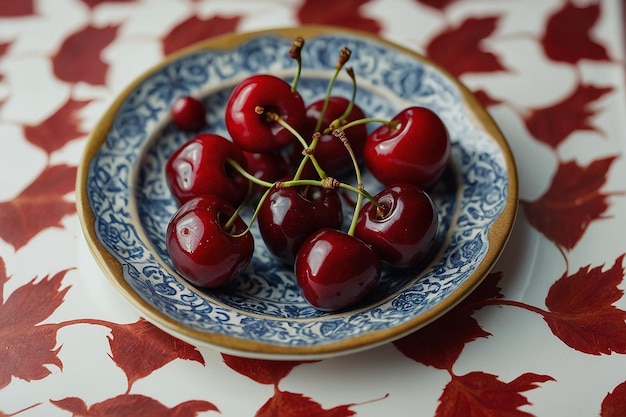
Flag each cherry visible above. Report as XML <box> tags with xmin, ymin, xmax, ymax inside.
<box><xmin>166</xmin><ymin>195</ymin><xmax>254</xmax><ymax>288</ymax></box>
<box><xmin>165</xmin><ymin>133</ymin><xmax>249</xmax><ymax>207</ymax></box>
<box><xmin>364</xmin><ymin>106</ymin><xmax>450</xmax><ymax>189</ymax></box>
<box><xmin>293</xmin><ymin>97</ymin><xmax>368</xmax><ymax>178</ymax></box>
<box><xmin>171</xmin><ymin>96</ymin><xmax>206</xmax><ymax>131</ymax></box>
<box><xmin>242</xmin><ymin>151</ymin><xmax>291</xmax><ymax>198</ymax></box>
<box><xmin>295</xmin><ymin>228</ymin><xmax>381</xmax><ymax>311</ymax></box>
<box><xmin>225</xmin><ymin>74</ymin><xmax>306</xmax><ymax>153</ymax></box>
<box><xmin>258</xmin><ymin>183</ymin><xmax>343</xmax><ymax>264</ymax></box>
<box><xmin>355</xmin><ymin>183</ymin><xmax>439</xmax><ymax>268</ymax></box>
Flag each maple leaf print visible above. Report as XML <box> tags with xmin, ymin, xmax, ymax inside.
<box><xmin>394</xmin><ymin>272</ymin><xmax>503</xmax><ymax>370</ymax></box>
<box><xmin>521</xmin><ymin>156</ymin><xmax>617</xmax><ymax>251</ymax></box>
<box><xmin>415</xmin><ymin>0</ymin><xmax>459</xmax><ymax>10</ymax></box>
<box><xmin>162</xmin><ymin>15</ymin><xmax>241</xmax><ymax>56</ymax></box>
<box><xmin>51</xmin><ymin>394</ymin><xmax>218</xmax><ymax>416</ymax></box>
<box><xmin>601</xmin><ymin>380</ymin><xmax>626</xmax><ymax>417</ymax></box>
<box><xmin>222</xmin><ymin>354</ymin><xmax>317</xmax><ymax>385</ymax></box>
<box><xmin>106</xmin><ymin>318</ymin><xmax>205</xmax><ymax>390</ymax></box>
<box><xmin>297</xmin><ymin>0</ymin><xmax>382</xmax><ymax>33</ymax></box>
<box><xmin>80</xmin><ymin>0</ymin><xmax>137</xmax><ymax>9</ymax></box>
<box><xmin>543</xmin><ymin>255</ymin><xmax>626</xmax><ymax>355</ymax></box>
<box><xmin>0</xmin><ymin>1</ymin><xmax>34</xmax><ymax>16</ymax></box>
<box><xmin>0</xmin><ymin>41</ymin><xmax>11</xmax><ymax>83</ymax></box>
<box><xmin>23</xmin><ymin>97</ymin><xmax>91</xmax><ymax>155</ymax></box>
<box><xmin>257</xmin><ymin>387</ymin><xmax>365</xmax><ymax>417</ymax></box>
<box><xmin>52</xmin><ymin>24</ymin><xmax>119</xmax><ymax>85</ymax></box>
<box><xmin>524</xmin><ymin>83</ymin><xmax>613</xmax><ymax>149</ymax></box>
<box><xmin>425</xmin><ymin>16</ymin><xmax>506</xmax><ymax>78</ymax></box>
<box><xmin>472</xmin><ymin>89</ymin><xmax>503</xmax><ymax>108</ymax></box>
<box><xmin>0</xmin><ymin>268</ymin><xmax>71</xmax><ymax>389</ymax></box>
<box><xmin>0</xmin><ymin>164</ymin><xmax>77</xmax><ymax>251</ymax></box>
<box><xmin>541</xmin><ymin>1</ymin><xmax>611</xmax><ymax>64</ymax></box>
<box><xmin>436</xmin><ymin>371</ymin><xmax>554</xmax><ymax>417</ymax></box>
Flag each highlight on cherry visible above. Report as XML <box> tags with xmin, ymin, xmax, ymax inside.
<box><xmin>164</xmin><ymin>36</ymin><xmax>451</xmax><ymax>311</ymax></box>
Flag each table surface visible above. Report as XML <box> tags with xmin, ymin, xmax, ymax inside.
<box><xmin>2</xmin><ymin>0</ymin><xmax>626</xmax><ymax>416</ymax></box>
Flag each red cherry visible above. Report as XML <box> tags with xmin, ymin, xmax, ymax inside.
<box><xmin>258</xmin><ymin>184</ymin><xmax>343</xmax><ymax>264</ymax></box>
<box><xmin>242</xmin><ymin>151</ymin><xmax>291</xmax><ymax>198</ymax></box>
<box><xmin>165</xmin><ymin>133</ymin><xmax>249</xmax><ymax>207</ymax></box>
<box><xmin>364</xmin><ymin>106</ymin><xmax>450</xmax><ymax>189</ymax></box>
<box><xmin>295</xmin><ymin>229</ymin><xmax>381</xmax><ymax>311</ymax></box>
<box><xmin>355</xmin><ymin>183</ymin><xmax>439</xmax><ymax>268</ymax></box>
<box><xmin>171</xmin><ymin>96</ymin><xmax>206</xmax><ymax>131</ymax></box>
<box><xmin>166</xmin><ymin>195</ymin><xmax>254</xmax><ymax>288</ymax></box>
<box><xmin>293</xmin><ymin>97</ymin><xmax>368</xmax><ymax>178</ymax></box>
<box><xmin>225</xmin><ymin>74</ymin><xmax>306</xmax><ymax>153</ymax></box>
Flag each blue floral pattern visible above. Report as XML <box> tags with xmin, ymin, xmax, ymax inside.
<box><xmin>86</xmin><ymin>33</ymin><xmax>511</xmax><ymax>354</ymax></box>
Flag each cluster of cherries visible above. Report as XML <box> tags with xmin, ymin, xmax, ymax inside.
<box><xmin>164</xmin><ymin>37</ymin><xmax>450</xmax><ymax>312</ymax></box>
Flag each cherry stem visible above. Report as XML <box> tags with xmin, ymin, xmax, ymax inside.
<box><xmin>223</xmin><ymin>181</ymin><xmax>252</xmax><ymax>232</ymax></box>
<box><xmin>333</xmin><ymin>128</ymin><xmax>366</xmax><ymax>235</ymax></box>
<box><xmin>314</xmin><ymin>47</ymin><xmax>351</xmax><ymax>133</ymax></box>
<box><xmin>337</xmin><ymin>117</ymin><xmax>399</xmax><ymax>133</ymax></box>
<box><xmin>256</xmin><ymin>106</ymin><xmax>328</xmax><ymax>180</ymax></box>
<box><xmin>332</xmin><ymin>67</ymin><xmax>357</xmax><ymax>129</ymax></box>
<box><xmin>289</xmin><ymin>36</ymin><xmax>305</xmax><ymax>92</ymax></box>
<box><xmin>227</xmin><ymin>158</ymin><xmax>274</xmax><ymax>188</ymax></box>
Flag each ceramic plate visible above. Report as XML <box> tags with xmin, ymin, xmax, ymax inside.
<box><xmin>76</xmin><ymin>27</ymin><xmax>518</xmax><ymax>359</ymax></box>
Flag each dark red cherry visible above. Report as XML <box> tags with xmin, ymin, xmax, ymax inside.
<box><xmin>257</xmin><ymin>184</ymin><xmax>343</xmax><ymax>264</ymax></box>
<box><xmin>225</xmin><ymin>74</ymin><xmax>306</xmax><ymax>153</ymax></box>
<box><xmin>171</xmin><ymin>96</ymin><xmax>206</xmax><ymax>131</ymax></box>
<box><xmin>293</xmin><ymin>97</ymin><xmax>367</xmax><ymax>178</ymax></box>
<box><xmin>295</xmin><ymin>228</ymin><xmax>381</xmax><ymax>311</ymax></box>
<box><xmin>355</xmin><ymin>183</ymin><xmax>439</xmax><ymax>268</ymax></box>
<box><xmin>364</xmin><ymin>106</ymin><xmax>450</xmax><ymax>189</ymax></box>
<box><xmin>165</xmin><ymin>133</ymin><xmax>249</xmax><ymax>207</ymax></box>
<box><xmin>166</xmin><ymin>195</ymin><xmax>254</xmax><ymax>288</ymax></box>
<box><xmin>242</xmin><ymin>151</ymin><xmax>291</xmax><ymax>197</ymax></box>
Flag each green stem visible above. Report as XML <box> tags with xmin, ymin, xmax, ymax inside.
<box><xmin>227</xmin><ymin>158</ymin><xmax>274</xmax><ymax>188</ymax></box>
<box><xmin>339</xmin><ymin>117</ymin><xmax>398</xmax><ymax>132</ymax></box>
<box><xmin>232</xmin><ymin>185</ymin><xmax>273</xmax><ymax>238</ymax></box>
<box><xmin>315</xmin><ymin>47</ymin><xmax>351</xmax><ymax>132</ymax></box>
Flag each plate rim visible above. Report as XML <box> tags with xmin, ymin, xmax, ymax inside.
<box><xmin>76</xmin><ymin>25</ymin><xmax>519</xmax><ymax>359</ymax></box>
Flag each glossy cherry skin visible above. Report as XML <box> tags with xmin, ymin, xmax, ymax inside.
<box><xmin>364</xmin><ymin>106</ymin><xmax>450</xmax><ymax>189</ymax></box>
<box><xmin>171</xmin><ymin>96</ymin><xmax>206</xmax><ymax>131</ymax></box>
<box><xmin>295</xmin><ymin>229</ymin><xmax>381</xmax><ymax>311</ymax></box>
<box><xmin>166</xmin><ymin>195</ymin><xmax>254</xmax><ymax>288</ymax></box>
<box><xmin>293</xmin><ymin>97</ymin><xmax>368</xmax><ymax>178</ymax></box>
<box><xmin>258</xmin><ymin>184</ymin><xmax>343</xmax><ymax>264</ymax></box>
<box><xmin>242</xmin><ymin>151</ymin><xmax>291</xmax><ymax>198</ymax></box>
<box><xmin>225</xmin><ymin>74</ymin><xmax>306</xmax><ymax>153</ymax></box>
<box><xmin>165</xmin><ymin>133</ymin><xmax>249</xmax><ymax>207</ymax></box>
<box><xmin>355</xmin><ymin>183</ymin><xmax>439</xmax><ymax>268</ymax></box>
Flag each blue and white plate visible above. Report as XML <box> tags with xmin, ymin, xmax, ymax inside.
<box><xmin>77</xmin><ymin>27</ymin><xmax>517</xmax><ymax>359</ymax></box>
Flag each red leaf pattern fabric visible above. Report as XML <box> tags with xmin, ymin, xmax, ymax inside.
<box><xmin>162</xmin><ymin>15</ymin><xmax>241</xmax><ymax>56</ymax></box>
<box><xmin>80</xmin><ymin>0</ymin><xmax>138</xmax><ymax>9</ymax></box>
<box><xmin>51</xmin><ymin>394</ymin><xmax>218</xmax><ymax>416</ymax></box>
<box><xmin>543</xmin><ymin>255</ymin><xmax>626</xmax><ymax>355</ymax></box>
<box><xmin>0</xmin><ymin>164</ymin><xmax>77</xmax><ymax>250</ymax></box>
<box><xmin>0</xmin><ymin>268</ymin><xmax>70</xmax><ymax>389</ymax></box>
<box><xmin>601</xmin><ymin>380</ymin><xmax>626</xmax><ymax>417</ymax></box>
<box><xmin>541</xmin><ymin>2</ymin><xmax>611</xmax><ymax>64</ymax></box>
<box><xmin>0</xmin><ymin>1</ymin><xmax>35</xmax><ymax>17</ymax></box>
<box><xmin>106</xmin><ymin>319</ymin><xmax>205</xmax><ymax>389</ymax></box>
<box><xmin>23</xmin><ymin>97</ymin><xmax>91</xmax><ymax>155</ymax></box>
<box><xmin>222</xmin><ymin>354</ymin><xmax>314</xmax><ymax>385</ymax></box>
<box><xmin>256</xmin><ymin>388</ymin><xmax>357</xmax><ymax>417</ymax></box>
<box><xmin>521</xmin><ymin>156</ymin><xmax>617</xmax><ymax>251</ymax></box>
<box><xmin>426</xmin><ymin>16</ymin><xmax>506</xmax><ymax>77</ymax></box>
<box><xmin>52</xmin><ymin>24</ymin><xmax>119</xmax><ymax>85</ymax></box>
<box><xmin>436</xmin><ymin>372</ymin><xmax>554</xmax><ymax>417</ymax></box>
<box><xmin>297</xmin><ymin>0</ymin><xmax>382</xmax><ymax>34</ymax></box>
<box><xmin>394</xmin><ymin>272</ymin><xmax>503</xmax><ymax>370</ymax></box>
<box><xmin>524</xmin><ymin>83</ymin><xmax>613</xmax><ymax>149</ymax></box>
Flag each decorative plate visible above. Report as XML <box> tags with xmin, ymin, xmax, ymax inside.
<box><xmin>76</xmin><ymin>26</ymin><xmax>518</xmax><ymax>359</ymax></box>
